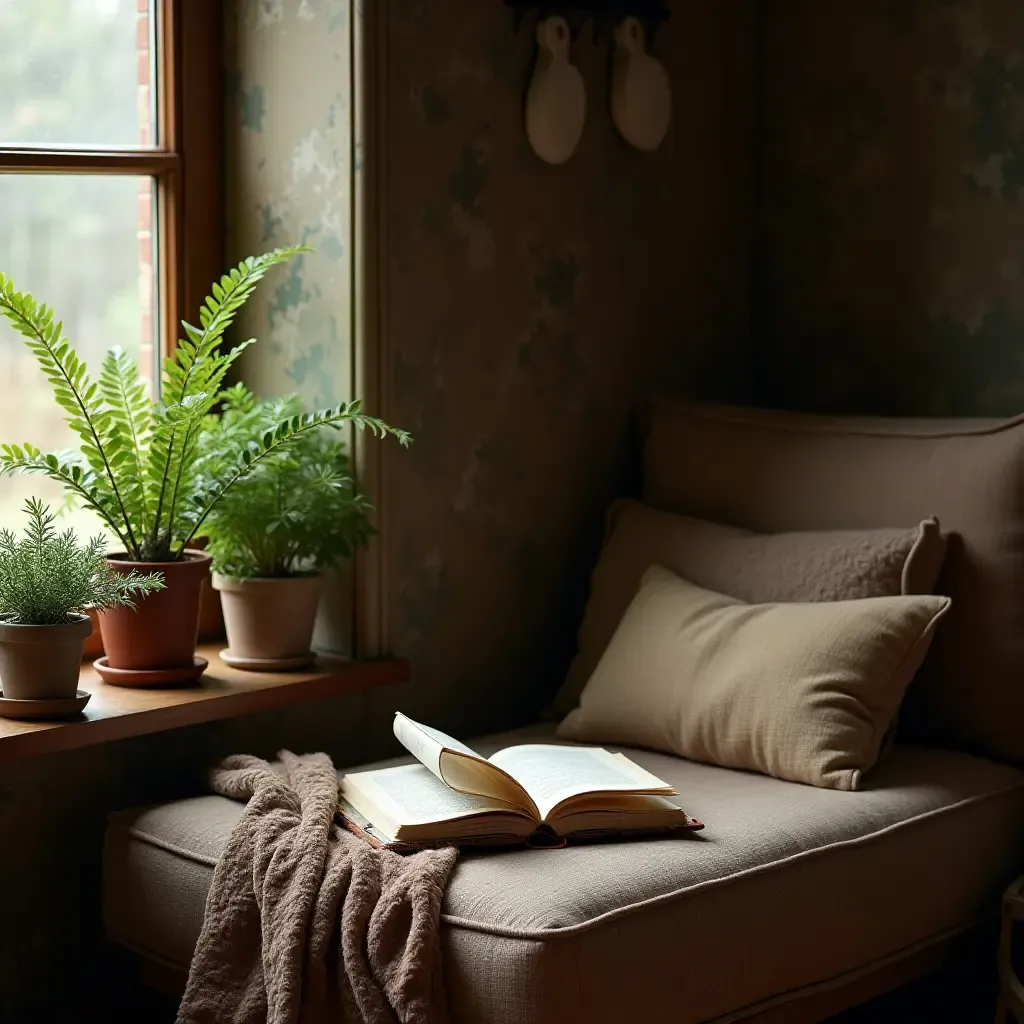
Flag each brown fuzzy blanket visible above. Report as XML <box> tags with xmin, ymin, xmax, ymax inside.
<box><xmin>176</xmin><ymin>751</ymin><xmax>458</xmax><ymax>1024</ymax></box>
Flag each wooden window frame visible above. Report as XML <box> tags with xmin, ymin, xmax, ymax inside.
<box><xmin>0</xmin><ymin>0</ymin><xmax>224</xmax><ymax>365</ymax></box>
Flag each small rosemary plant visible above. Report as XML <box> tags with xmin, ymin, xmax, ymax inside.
<box><xmin>0</xmin><ymin>498</ymin><xmax>165</xmax><ymax>625</ymax></box>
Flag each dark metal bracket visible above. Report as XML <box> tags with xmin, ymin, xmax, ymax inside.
<box><xmin>505</xmin><ymin>0</ymin><xmax>670</xmax><ymax>43</ymax></box>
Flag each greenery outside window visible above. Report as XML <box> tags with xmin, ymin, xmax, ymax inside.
<box><xmin>0</xmin><ymin>0</ymin><xmax>223</xmax><ymax>535</ymax></box>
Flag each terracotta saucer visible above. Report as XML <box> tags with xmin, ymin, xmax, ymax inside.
<box><xmin>0</xmin><ymin>689</ymin><xmax>91</xmax><ymax>720</ymax></box>
<box><xmin>94</xmin><ymin>656</ymin><xmax>208</xmax><ymax>688</ymax></box>
<box><xmin>219</xmin><ymin>649</ymin><xmax>315</xmax><ymax>672</ymax></box>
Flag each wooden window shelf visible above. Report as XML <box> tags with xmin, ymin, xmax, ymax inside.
<box><xmin>0</xmin><ymin>645</ymin><xmax>408</xmax><ymax>763</ymax></box>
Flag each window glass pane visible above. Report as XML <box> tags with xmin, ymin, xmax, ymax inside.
<box><xmin>0</xmin><ymin>173</ymin><xmax>158</xmax><ymax>540</ymax></box>
<box><xmin>0</xmin><ymin>0</ymin><xmax>156</xmax><ymax>148</ymax></box>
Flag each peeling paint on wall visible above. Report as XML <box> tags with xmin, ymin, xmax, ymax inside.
<box><xmin>757</xmin><ymin>0</ymin><xmax>1024</xmax><ymax>416</ymax></box>
<box><xmin>225</xmin><ymin>0</ymin><xmax>353</xmax><ymax>409</ymax></box>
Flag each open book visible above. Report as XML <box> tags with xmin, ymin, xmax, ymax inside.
<box><xmin>338</xmin><ymin>713</ymin><xmax>703</xmax><ymax>848</ymax></box>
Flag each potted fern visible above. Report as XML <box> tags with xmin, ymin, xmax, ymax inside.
<box><xmin>0</xmin><ymin>248</ymin><xmax>408</xmax><ymax>686</ymax></box>
<box><xmin>0</xmin><ymin>499</ymin><xmax>162</xmax><ymax>711</ymax></box>
<box><xmin>197</xmin><ymin>386</ymin><xmax>377</xmax><ymax>669</ymax></box>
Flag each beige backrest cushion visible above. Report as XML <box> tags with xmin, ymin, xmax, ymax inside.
<box><xmin>642</xmin><ymin>399</ymin><xmax>1024</xmax><ymax>762</ymax></box>
<box><xmin>553</xmin><ymin>500</ymin><xmax>945</xmax><ymax>717</ymax></box>
<box><xmin>559</xmin><ymin>567</ymin><xmax>952</xmax><ymax>790</ymax></box>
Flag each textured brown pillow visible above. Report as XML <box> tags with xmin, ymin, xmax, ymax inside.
<box><xmin>553</xmin><ymin>500</ymin><xmax>945</xmax><ymax>716</ymax></box>
<box><xmin>558</xmin><ymin>567</ymin><xmax>951</xmax><ymax>790</ymax></box>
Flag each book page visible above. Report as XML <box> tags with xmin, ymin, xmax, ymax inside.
<box><xmin>342</xmin><ymin>764</ymin><xmax>508</xmax><ymax>826</ymax></box>
<box><xmin>393</xmin><ymin>712</ymin><xmax>482</xmax><ymax>781</ymax></box>
<box><xmin>488</xmin><ymin>745</ymin><xmax>676</xmax><ymax>820</ymax></box>
<box><xmin>551</xmin><ymin>795</ymin><xmax>694</xmax><ymax>838</ymax></box>
<box><xmin>393</xmin><ymin>714</ymin><xmax>538</xmax><ymax>818</ymax></box>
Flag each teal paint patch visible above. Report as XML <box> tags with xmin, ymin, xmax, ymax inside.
<box><xmin>967</xmin><ymin>54</ymin><xmax>1024</xmax><ymax>201</ymax></box>
<box><xmin>534</xmin><ymin>253</ymin><xmax>580</xmax><ymax>308</ymax></box>
<box><xmin>421</xmin><ymin>84</ymin><xmax>451</xmax><ymax>123</ymax></box>
<box><xmin>320</xmin><ymin>233</ymin><xmax>345</xmax><ymax>262</ymax></box>
<box><xmin>241</xmin><ymin>85</ymin><xmax>266</xmax><ymax>133</ymax></box>
<box><xmin>395</xmin><ymin>537</ymin><xmax>456</xmax><ymax>650</ymax></box>
<box><xmin>927</xmin><ymin>303</ymin><xmax>1024</xmax><ymax>414</ymax></box>
<box><xmin>392</xmin><ymin>350</ymin><xmax>446</xmax><ymax>474</ymax></box>
<box><xmin>259</xmin><ymin>203</ymin><xmax>283</xmax><ymax>243</ymax></box>
<box><xmin>331</xmin><ymin>0</ymin><xmax>351</xmax><ymax>32</ymax></box>
<box><xmin>449</xmin><ymin>144</ymin><xmax>489</xmax><ymax>217</ymax></box>
<box><xmin>287</xmin><ymin>342</ymin><xmax>326</xmax><ymax>389</ymax></box>
<box><xmin>326</xmin><ymin>91</ymin><xmax>347</xmax><ymax>129</ymax></box>
<box><xmin>267</xmin><ymin>255</ymin><xmax>311</xmax><ymax>329</ymax></box>
<box><xmin>288</xmin><ymin>310</ymin><xmax>345</xmax><ymax>407</ymax></box>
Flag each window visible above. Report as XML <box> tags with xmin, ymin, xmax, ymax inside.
<box><xmin>0</xmin><ymin>0</ymin><xmax>222</xmax><ymax>534</ymax></box>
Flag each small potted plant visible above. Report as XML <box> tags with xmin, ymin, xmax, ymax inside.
<box><xmin>0</xmin><ymin>498</ymin><xmax>163</xmax><ymax>710</ymax></box>
<box><xmin>0</xmin><ymin>247</ymin><xmax>408</xmax><ymax>685</ymax></box>
<box><xmin>197</xmin><ymin>386</ymin><xmax>379</xmax><ymax>669</ymax></box>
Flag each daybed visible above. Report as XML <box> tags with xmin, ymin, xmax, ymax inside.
<box><xmin>103</xmin><ymin>398</ymin><xmax>1024</xmax><ymax>1023</ymax></box>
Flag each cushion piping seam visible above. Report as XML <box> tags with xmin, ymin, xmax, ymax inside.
<box><xmin>121</xmin><ymin>781</ymin><xmax>1024</xmax><ymax>939</ymax></box>
<box><xmin>126</xmin><ymin>826</ymin><xmax>221</xmax><ymax>867</ymax></box>
<box><xmin>648</xmin><ymin>400</ymin><xmax>1024</xmax><ymax>440</ymax></box>
<box><xmin>439</xmin><ymin>781</ymin><xmax>1024</xmax><ymax>939</ymax></box>
<box><xmin>106</xmin><ymin>916</ymin><xmax>988</xmax><ymax>1011</ymax></box>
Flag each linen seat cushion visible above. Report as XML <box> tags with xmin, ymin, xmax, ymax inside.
<box><xmin>104</xmin><ymin>724</ymin><xmax>1024</xmax><ymax>1024</ymax></box>
<box><xmin>640</xmin><ymin>398</ymin><xmax>1024</xmax><ymax>761</ymax></box>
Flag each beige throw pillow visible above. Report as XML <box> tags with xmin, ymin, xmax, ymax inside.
<box><xmin>552</xmin><ymin>500</ymin><xmax>945</xmax><ymax>717</ymax></box>
<box><xmin>558</xmin><ymin>566</ymin><xmax>951</xmax><ymax>790</ymax></box>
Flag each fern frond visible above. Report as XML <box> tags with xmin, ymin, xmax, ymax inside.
<box><xmin>0</xmin><ymin>444</ymin><xmax>133</xmax><ymax>552</ymax></box>
<box><xmin>161</xmin><ymin>247</ymin><xmax>308</xmax><ymax>410</ymax></box>
<box><xmin>178</xmin><ymin>403</ymin><xmax>410</xmax><ymax>556</ymax></box>
<box><xmin>0</xmin><ymin>274</ymin><xmax>140</xmax><ymax>553</ymax></box>
<box><xmin>143</xmin><ymin>248</ymin><xmax>303</xmax><ymax>554</ymax></box>
<box><xmin>99</xmin><ymin>347</ymin><xmax>152</xmax><ymax>538</ymax></box>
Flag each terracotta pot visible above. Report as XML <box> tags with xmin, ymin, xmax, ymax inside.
<box><xmin>98</xmin><ymin>551</ymin><xmax>211</xmax><ymax>670</ymax></box>
<box><xmin>213</xmin><ymin>573</ymin><xmax>322</xmax><ymax>662</ymax></box>
<box><xmin>196</xmin><ymin>574</ymin><xmax>225</xmax><ymax>642</ymax></box>
<box><xmin>186</xmin><ymin>540</ymin><xmax>225</xmax><ymax>643</ymax></box>
<box><xmin>0</xmin><ymin>614</ymin><xmax>92</xmax><ymax>700</ymax></box>
<box><xmin>83</xmin><ymin>607</ymin><xmax>104</xmax><ymax>659</ymax></box>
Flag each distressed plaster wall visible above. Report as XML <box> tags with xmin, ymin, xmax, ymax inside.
<box><xmin>755</xmin><ymin>0</ymin><xmax>1024</xmax><ymax>415</ymax></box>
<box><xmin>226</xmin><ymin>0</ymin><xmax>756</xmax><ymax>739</ymax></box>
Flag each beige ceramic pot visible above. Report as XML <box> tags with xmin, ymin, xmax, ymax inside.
<box><xmin>213</xmin><ymin>573</ymin><xmax>322</xmax><ymax>667</ymax></box>
<box><xmin>0</xmin><ymin>613</ymin><xmax>92</xmax><ymax>700</ymax></box>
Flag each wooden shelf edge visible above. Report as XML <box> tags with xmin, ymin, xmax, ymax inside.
<box><xmin>0</xmin><ymin>647</ymin><xmax>409</xmax><ymax>764</ymax></box>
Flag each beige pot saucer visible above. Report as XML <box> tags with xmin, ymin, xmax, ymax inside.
<box><xmin>219</xmin><ymin>649</ymin><xmax>315</xmax><ymax>672</ymax></box>
<box><xmin>0</xmin><ymin>689</ymin><xmax>91</xmax><ymax>720</ymax></box>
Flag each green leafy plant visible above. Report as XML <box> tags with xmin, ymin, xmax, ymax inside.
<box><xmin>0</xmin><ymin>498</ymin><xmax>164</xmax><ymax>625</ymax></box>
<box><xmin>197</xmin><ymin>386</ymin><xmax>377</xmax><ymax>578</ymax></box>
<box><xmin>0</xmin><ymin>247</ymin><xmax>409</xmax><ymax>562</ymax></box>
